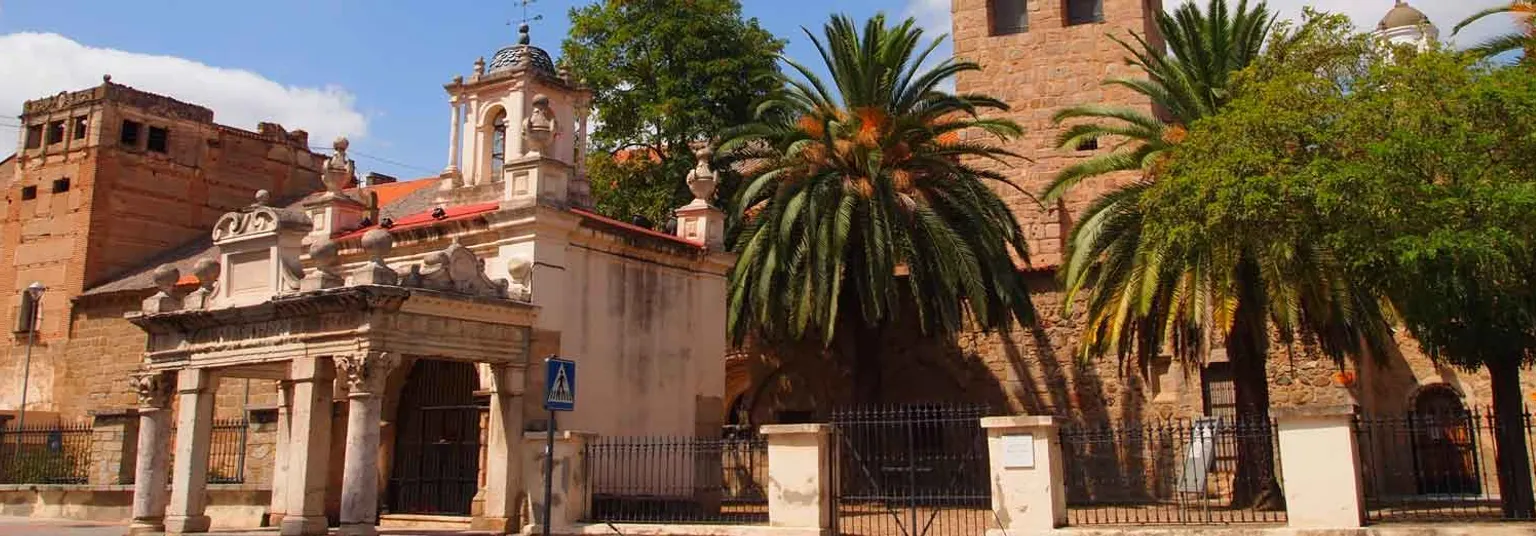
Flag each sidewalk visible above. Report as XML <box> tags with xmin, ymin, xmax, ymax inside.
<box><xmin>0</xmin><ymin>517</ymin><xmax>499</xmax><ymax>536</ymax></box>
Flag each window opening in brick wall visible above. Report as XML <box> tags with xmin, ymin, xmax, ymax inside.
<box><xmin>120</xmin><ymin>120</ymin><xmax>141</xmax><ymax>147</ymax></box>
<box><xmin>46</xmin><ymin>121</ymin><xmax>65</xmax><ymax>145</ymax></box>
<box><xmin>1066</xmin><ymin>0</ymin><xmax>1104</xmax><ymax>25</ymax></box>
<box><xmin>1076</xmin><ymin>137</ymin><xmax>1099</xmax><ymax>151</ymax></box>
<box><xmin>991</xmin><ymin>0</ymin><xmax>1029</xmax><ymax>35</ymax></box>
<box><xmin>72</xmin><ymin>116</ymin><xmax>88</xmax><ymax>140</ymax></box>
<box><xmin>24</xmin><ymin>125</ymin><xmax>42</xmax><ymax>149</ymax></box>
<box><xmin>147</xmin><ymin>126</ymin><xmax>169</xmax><ymax>153</ymax></box>
<box><xmin>20</xmin><ymin>186</ymin><xmax>37</xmax><ymax>201</ymax></box>
<box><xmin>52</xmin><ymin>178</ymin><xmax>70</xmax><ymax>194</ymax></box>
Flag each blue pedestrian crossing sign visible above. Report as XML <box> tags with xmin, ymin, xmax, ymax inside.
<box><xmin>544</xmin><ymin>357</ymin><xmax>576</xmax><ymax>411</ymax></box>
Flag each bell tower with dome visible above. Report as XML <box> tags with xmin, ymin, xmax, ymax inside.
<box><xmin>1375</xmin><ymin>1</ymin><xmax>1439</xmax><ymax>50</ymax></box>
<box><xmin>439</xmin><ymin>22</ymin><xmax>593</xmax><ymax>208</ymax></box>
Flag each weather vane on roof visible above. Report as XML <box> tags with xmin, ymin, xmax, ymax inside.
<box><xmin>508</xmin><ymin>0</ymin><xmax>543</xmax><ymax>45</ymax></box>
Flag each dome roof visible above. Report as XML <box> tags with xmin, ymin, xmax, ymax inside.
<box><xmin>487</xmin><ymin>23</ymin><xmax>557</xmax><ymax>78</ymax></box>
<box><xmin>1378</xmin><ymin>1</ymin><xmax>1430</xmax><ymax>30</ymax></box>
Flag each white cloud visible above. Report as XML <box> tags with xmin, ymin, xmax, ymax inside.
<box><xmin>0</xmin><ymin>32</ymin><xmax>367</xmax><ymax>153</ymax></box>
<box><xmin>901</xmin><ymin>0</ymin><xmax>1521</xmax><ymax>52</ymax></box>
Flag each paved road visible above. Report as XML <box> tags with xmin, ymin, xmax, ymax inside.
<box><xmin>0</xmin><ymin>517</ymin><xmax>126</xmax><ymax>536</ymax></box>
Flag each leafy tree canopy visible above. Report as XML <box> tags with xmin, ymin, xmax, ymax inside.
<box><xmin>561</xmin><ymin>0</ymin><xmax>784</xmax><ymax>225</ymax></box>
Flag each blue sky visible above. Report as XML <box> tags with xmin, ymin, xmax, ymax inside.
<box><xmin>0</xmin><ymin>0</ymin><xmax>1518</xmax><ymax>179</ymax></box>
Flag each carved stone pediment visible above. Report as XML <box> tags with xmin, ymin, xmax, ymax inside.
<box><xmin>211</xmin><ymin>192</ymin><xmax>314</xmax><ymax>244</ymax></box>
<box><xmin>400</xmin><ymin>239</ymin><xmax>510</xmax><ymax>299</ymax></box>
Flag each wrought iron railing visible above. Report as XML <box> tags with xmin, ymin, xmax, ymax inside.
<box><xmin>585</xmin><ymin>434</ymin><xmax>769</xmax><ymax>524</ymax></box>
<box><xmin>1060</xmin><ymin>417</ymin><xmax>1287</xmax><ymax>525</ymax></box>
<box><xmin>830</xmin><ymin>404</ymin><xmax>997</xmax><ymax>536</ymax></box>
<box><xmin>208</xmin><ymin>419</ymin><xmax>249</xmax><ymax>484</ymax></box>
<box><xmin>1356</xmin><ymin>409</ymin><xmax>1535</xmax><ymax>523</ymax></box>
<box><xmin>0</xmin><ymin>423</ymin><xmax>93</xmax><ymax>484</ymax></box>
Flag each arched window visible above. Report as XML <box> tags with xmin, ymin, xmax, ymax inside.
<box><xmin>490</xmin><ymin>110</ymin><xmax>507</xmax><ymax>173</ymax></box>
<box><xmin>1411</xmin><ymin>385</ymin><xmax>1481</xmax><ymax>494</ymax></box>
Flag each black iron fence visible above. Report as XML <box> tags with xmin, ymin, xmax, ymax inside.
<box><xmin>0</xmin><ymin>423</ymin><xmax>93</xmax><ymax>484</ymax></box>
<box><xmin>831</xmin><ymin>404</ymin><xmax>995</xmax><ymax>536</ymax></box>
<box><xmin>161</xmin><ymin>418</ymin><xmax>251</xmax><ymax>485</ymax></box>
<box><xmin>208</xmin><ymin>419</ymin><xmax>249</xmax><ymax>484</ymax></box>
<box><xmin>585</xmin><ymin>433</ymin><xmax>769</xmax><ymax>524</ymax></box>
<box><xmin>1061</xmin><ymin>417</ymin><xmax>1287</xmax><ymax>526</ymax></box>
<box><xmin>1356</xmin><ymin>409</ymin><xmax>1535</xmax><ymax>523</ymax></box>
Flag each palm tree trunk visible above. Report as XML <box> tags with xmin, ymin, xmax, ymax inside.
<box><xmin>1227</xmin><ymin>258</ymin><xmax>1284</xmax><ymax>510</ymax></box>
<box><xmin>1488</xmin><ymin>356</ymin><xmax>1535</xmax><ymax>519</ymax></box>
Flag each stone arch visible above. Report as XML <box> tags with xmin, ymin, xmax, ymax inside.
<box><xmin>1406</xmin><ymin>382</ymin><xmax>1468</xmax><ymax>414</ymax></box>
<box><xmin>479</xmin><ymin>104</ymin><xmax>509</xmax><ymax>178</ymax></box>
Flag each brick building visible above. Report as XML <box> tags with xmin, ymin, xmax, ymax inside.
<box><xmin>1</xmin><ymin>78</ymin><xmax>328</xmax><ymax>422</ymax></box>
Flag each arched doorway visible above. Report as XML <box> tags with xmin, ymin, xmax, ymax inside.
<box><xmin>1411</xmin><ymin>385</ymin><xmax>1481</xmax><ymax>495</ymax></box>
<box><xmin>385</xmin><ymin>359</ymin><xmax>484</xmax><ymax>515</ymax></box>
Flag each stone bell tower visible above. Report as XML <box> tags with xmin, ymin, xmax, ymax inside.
<box><xmin>439</xmin><ymin>23</ymin><xmax>594</xmax><ymax>209</ymax></box>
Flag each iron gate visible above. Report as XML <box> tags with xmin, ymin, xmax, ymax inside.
<box><xmin>831</xmin><ymin>404</ymin><xmax>994</xmax><ymax>536</ymax></box>
<box><xmin>386</xmin><ymin>359</ymin><xmax>484</xmax><ymax>515</ymax></box>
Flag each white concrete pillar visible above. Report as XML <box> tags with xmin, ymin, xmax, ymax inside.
<box><xmin>474</xmin><ymin>364</ymin><xmax>526</xmax><ymax>533</ymax></box>
<box><xmin>760</xmin><ymin>424</ymin><xmax>832</xmax><ymax>531</ymax></box>
<box><xmin>1276</xmin><ymin>405</ymin><xmax>1364</xmax><ymax>529</ymax></box>
<box><xmin>446</xmin><ymin>98</ymin><xmax>462</xmax><ymax>172</ymax></box>
<box><xmin>281</xmin><ymin>356</ymin><xmax>336</xmax><ymax>536</ymax></box>
<box><xmin>127</xmin><ymin>371</ymin><xmax>173</xmax><ymax>535</ymax></box>
<box><xmin>981</xmin><ymin>416</ymin><xmax>1066</xmax><ymax>535</ymax></box>
<box><xmin>165</xmin><ymin>368</ymin><xmax>218</xmax><ymax>534</ymax></box>
<box><xmin>337</xmin><ymin>352</ymin><xmax>397</xmax><ymax>536</ymax></box>
<box><xmin>267</xmin><ymin>381</ymin><xmax>293</xmax><ymax>527</ymax></box>
<box><xmin>522</xmin><ymin>430</ymin><xmax>595</xmax><ymax>533</ymax></box>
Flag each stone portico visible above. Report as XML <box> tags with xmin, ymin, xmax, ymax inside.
<box><xmin>114</xmin><ymin>24</ymin><xmax>733</xmax><ymax>536</ymax></box>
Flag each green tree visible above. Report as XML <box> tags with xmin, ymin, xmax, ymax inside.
<box><xmin>1147</xmin><ymin>31</ymin><xmax>1536</xmax><ymax>518</ymax></box>
<box><xmin>722</xmin><ymin>14</ymin><xmax>1036</xmax><ymax>401</ymax></box>
<box><xmin>562</xmin><ymin>0</ymin><xmax>784</xmax><ymax>225</ymax></box>
<box><xmin>1453</xmin><ymin>1</ymin><xmax>1534</xmax><ymax>60</ymax></box>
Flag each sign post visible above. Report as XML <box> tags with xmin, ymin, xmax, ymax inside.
<box><xmin>542</xmin><ymin>356</ymin><xmax>576</xmax><ymax>536</ymax></box>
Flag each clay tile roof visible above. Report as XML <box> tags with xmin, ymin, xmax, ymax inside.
<box><xmin>570</xmin><ymin>208</ymin><xmax>704</xmax><ymax>249</ymax></box>
<box><xmin>335</xmin><ymin>201</ymin><xmax>501</xmax><ymax>240</ymax></box>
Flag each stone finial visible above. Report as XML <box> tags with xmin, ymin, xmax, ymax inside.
<box><xmin>253</xmin><ymin>189</ymin><xmax>272</xmax><ymax>207</ymax></box>
<box><xmin>183</xmin><ymin>258</ymin><xmax>220</xmax><ymax>310</ymax></box>
<box><xmin>473</xmin><ymin>56</ymin><xmax>486</xmax><ymax>78</ymax></box>
<box><xmin>129</xmin><ymin>371</ymin><xmax>172</xmax><ymax>410</ymax></box>
<box><xmin>336</xmin><ymin>351</ymin><xmax>399</xmax><ymax>396</ymax></box>
<box><xmin>301</xmin><ymin>237</ymin><xmax>345</xmax><ymax>291</ymax></box>
<box><xmin>685</xmin><ymin>145</ymin><xmax>719</xmax><ymax>205</ymax></box>
<box><xmin>103</xmin><ymin>74</ymin><xmax>113</xmax><ymax>84</ymax></box>
<box><xmin>518</xmin><ymin>22</ymin><xmax>531</xmax><ymax>46</ymax></box>
<box><xmin>142</xmin><ymin>264</ymin><xmax>182</xmax><ymax>313</ymax></box>
<box><xmin>523</xmin><ymin>94</ymin><xmax>556</xmax><ymax>156</ymax></box>
<box><xmin>322</xmin><ymin>137</ymin><xmax>355</xmax><ymax>195</ymax></box>
<box><xmin>507</xmin><ymin>257</ymin><xmax>533</xmax><ymax>302</ymax></box>
<box><xmin>353</xmin><ymin>228</ymin><xmax>398</xmax><ymax>286</ymax></box>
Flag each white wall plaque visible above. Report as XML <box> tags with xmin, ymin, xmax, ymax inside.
<box><xmin>1002</xmin><ymin>433</ymin><xmax>1035</xmax><ymax>469</ymax></box>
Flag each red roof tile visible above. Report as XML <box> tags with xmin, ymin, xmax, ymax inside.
<box><xmin>335</xmin><ymin>201</ymin><xmax>501</xmax><ymax>240</ymax></box>
<box><xmin>570</xmin><ymin>208</ymin><xmax>704</xmax><ymax>249</ymax></box>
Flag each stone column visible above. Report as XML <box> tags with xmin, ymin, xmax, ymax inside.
<box><xmin>281</xmin><ymin>356</ymin><xmax>336</xmax><ymax>536</ymax></box>
<box><xmin>1275</xmin><ymin>405</ymin><xmax>1364</xmax><ymax>529</ymax></box>
<box><xmin>268</xmin><ymin>381</ymin><xmax>294</xmax><ymax>527</ymax></box>
<box><xmin>981</xmin><ymin>416</ymin><xmax>1065</xmax><ymax>535</ymax></box>
<box><xmin>760</xmin><ymin>424</ymin><xmax>832</xmax><ymax>531</ymax></box>
<box><xmin>165</xmin><ymin>368</ymin><xmax>218</xmax><ymax>534</ymax></box>
<box><xmin>128</xmin><ymin>371</ymin><xmax>173</xmax><ymax>535</ymax></box>
<box><xmin>474</xmin><ymin>364</ymin><xmax>525</xmax><ymax>533</ymax></box>
<box><xmin>446</xmin><ymin>98</ymin><xmax>462</xmax><ymax>172</ymax></box>
<box><xmin>336</xmin><ymin>352</ymin><xmax>398</xmax><ymax>536</ymax></box>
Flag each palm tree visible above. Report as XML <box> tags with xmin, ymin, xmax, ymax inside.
<box><xmin>721</xmin><ymin>14</ymin><xmax>1036</xmax><ymax>402</ymax></box>
<box><xmin>1046</xmin><ymin>2</ymin><xmax>1391</xmax><ymax>508</ymax></box>
<box><xmin>1453</xmin><ymin>1</ymin><xmax>1535</xmax><ymax>60</ymax></box>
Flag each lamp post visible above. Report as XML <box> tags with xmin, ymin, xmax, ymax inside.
<box><xmin>15</xmin><ymin>282</ymin><xmax>45</xmax><ymax>441</ymax></box>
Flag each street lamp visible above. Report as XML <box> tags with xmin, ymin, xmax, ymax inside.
<box><xmin>15</xmin><ymin>282</ymin><xmax>45</xmax><ymax>440</ymax></box>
